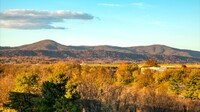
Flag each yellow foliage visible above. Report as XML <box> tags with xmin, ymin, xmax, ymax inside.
<box><xmin>13</xmin><ymin>72</ymin><xmax>39</xmax><ymax>94</ymax></box>
<box><xmin>116</xmin><ymin>63</ymin><xmax>138</xmax><ymax>84</ymax></box>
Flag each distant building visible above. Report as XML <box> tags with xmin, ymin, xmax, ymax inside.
<box><xmin>141</xmin><ymin>67</ymin><xmax>167</xmax><ymax>74</ymax></box>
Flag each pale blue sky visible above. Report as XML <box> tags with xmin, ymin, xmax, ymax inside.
<box><xmin>0</xmin><ymin>0</ymin><xmax>200</xmax><ymax>51</ymax></box>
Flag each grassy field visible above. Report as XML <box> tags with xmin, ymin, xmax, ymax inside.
<box><xmin>81</xmin><ymin>63</ymin><xmax>119</xmax><ymax>67</ymax></box>
<box><xmin>160</xmin><ymin>63</ymin><xmax>200</xmax><ymax>69</ymax></box>
<box><xmin>82</xmin><ymin>63</ymin><xmax>200</xmax><ymax>69</ymax></box>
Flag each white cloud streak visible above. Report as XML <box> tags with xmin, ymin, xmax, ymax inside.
<box><xmin>0</xmin><ymin>9</ymin><xmax>94</xmax><ymax>30</ymax></box>
<box><xmin>132</xmin><ymin>2</ymin><xmax>144</xmax><ymax>7</ymax></box>
<box><xmin>98</xmin><ymin>3</ymin><xmax>123</xmax><ymax>7</ymax></box>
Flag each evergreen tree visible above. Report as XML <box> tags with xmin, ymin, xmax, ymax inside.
<box><xmin>3</xmin><ymin>73</ymin><xmax>40</xmax><ymax>111</ymax></box>
<box><xmin>36</xmin><ymin>74</ymin><xmax>81</xmax><ymax>112</ymax></box>
<box><xmin>4</xmin><ymin>92</ymin><xmax>38</xmax><ymax>112</ymax></box>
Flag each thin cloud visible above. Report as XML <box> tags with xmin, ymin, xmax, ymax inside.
<box><xmin>131</xmin><ymin>2</ymin><xmax>152</xmax><ymax>9</ymax></box>
<box><xmin>132</xmin><ymin>2</ymin><xmax>144</xmax><ymax>7</ymax></box>
<box><xmin>0</xmin><ymin>9</ymin><xmax>94</xmax><ymax>30</ymax></box>
<box><xmin>98</xmin><ymin>3</ymin><xmax>123</xmax><ymax>7</ymax></box>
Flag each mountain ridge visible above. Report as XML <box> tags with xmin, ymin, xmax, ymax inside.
<box><xmin>1</xmin><ymin>39</ymin><xmax>199</xmax><ymax>57</ymax></box>
<box><xmin>0</xmin><ymin>39</ymin><xmax>200</xmax><ymax>63</ymax></box>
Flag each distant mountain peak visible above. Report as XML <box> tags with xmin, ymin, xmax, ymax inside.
<box><xmin>0</xmin><ymin>39</ymin><xmax>200</xmax><ymax>61</ymax></box>
<box><xmin>32</xmin><ymin>39</ymin><xmax>59</xmax><ymax>45</ymax></box>
<box><xmin>37</xmin><ymin>39</ymin><xmax>57</xmax><ymax>43</ymax></box>
<box><xmin>18</xmin><ymin>39</ymin><xmax>66</xmax><ymax>51</ymax></box>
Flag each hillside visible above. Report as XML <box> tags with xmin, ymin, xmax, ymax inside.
<box><xmin>0</xmin><ymin>39</ymin><xmax>200</xmax><ymax>63</ymax></box>
<box><xmin>17</xmin><ymin>39</ymin><xmax>72</xmax><ymax>51</ymax></box>
<box><xmin>128</xmin><ymin>45</ymin><xmax>200</xmax><ymax>58</ymax></box>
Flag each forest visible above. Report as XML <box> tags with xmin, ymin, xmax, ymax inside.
<box><xmin>0</xmin><ymin>61</ymin><xmax>200</xmax><ymax>112</ymax></box>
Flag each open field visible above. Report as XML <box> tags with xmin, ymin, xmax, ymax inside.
<box><xmin>163</xmin><ymin>64</ymin><xmax>200</xmax><ymax>68</ymax></box>
<box><xmin>84</xmin><ymin>63</ymin><xmax>200</xmax><ymax>69</ymax></box>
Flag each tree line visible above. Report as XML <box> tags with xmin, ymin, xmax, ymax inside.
<box><xmin>0</xmin><ymin>62</ymin><xmax>200</xmax><ymax>112</ymax></box>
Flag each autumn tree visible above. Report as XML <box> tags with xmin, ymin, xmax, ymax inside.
<box><xmin>144</xmin><ymin>59</ymin><xmax>159</xmax><ymax>67</ymax></box>
<box><xmin>78</xmin><ymin>66</ymin><xmax>114</xmax><ymax>111</ymax></box>
<box><xmin>1</xmin><ymin>63</ymin><xmax>200</xmax><ymax>112</ymax></box>
<box><xmin>3</xmin><ymin>73</ymin><xmax>39</xmax><ymax>111</ymax></box>
<box><xmin>136</xmin><ymin>69</ymin><xmax>155</xmax><ymax>87</ymax></box>
<box><xmin>14</xmin><ymin>72</ymin><xmax>39</xmax><ymax>94</ymax></box>
<box><xmin>183</xmin><ymin>70</ymin><xmax>200</xmax><ymax>99</ymax></box>
<box><xmin>169</xmin><ymin>70</ymin><xmax>186</xmax><ymax>94</ymax></box>
<box><xmin>51</xmin><ymin>62</ymin><xmax>81</xmax><ymax>78</ymax></box>
<box><xmin>116</xmin><ymin>63</ymin><xmax>139</xmax><ymax>84</ymax></box>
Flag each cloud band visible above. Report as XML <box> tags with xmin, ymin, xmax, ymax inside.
<box><xmin>0</xmin><ymin>9</ymin><xmax>94</xmax><ymax>30</ymax></box>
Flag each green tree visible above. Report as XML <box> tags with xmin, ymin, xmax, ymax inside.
<box><xmin>37</xmin><ymin>74</ymin><xmax>68</xmax><ymax>111</ymax></box>
<box><xmin>39</xmin><ymin>81</ymin><xmax>63</xmax><ymax>111</ymax></box>
<box><xmin>4</xmin><ymin>92</ymin><xmax>38</xmax><ymax>112</ymax></box>
<box><xmin>54</xmin><ymin>82</ymin><xmax>81</xmax><ymax>112</ymax></box>
<box><xmin>37</xmin><ymin>74</ymin><xmax>81</xmax><ymax>112</ymax></box>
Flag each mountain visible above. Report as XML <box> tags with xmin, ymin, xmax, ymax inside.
<box><xmin>128</xmin><ymin>45</ymin><xmax>200</xmax><ymax>58</ymax></box>
<box><xmin>0</xmin><ymin>39</ymin><xmax>200</xmax><ymax>63</ymax></box>
<box><xmin>17</xmin><ymin>39</ymin><xmax>71</xmax><ymax>51</ymax></box>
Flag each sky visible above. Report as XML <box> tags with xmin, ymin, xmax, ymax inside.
<box><xmin>0</xmin><ymin>0</ymin><xmax>200</xmax><ymax>51</ymax></box>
